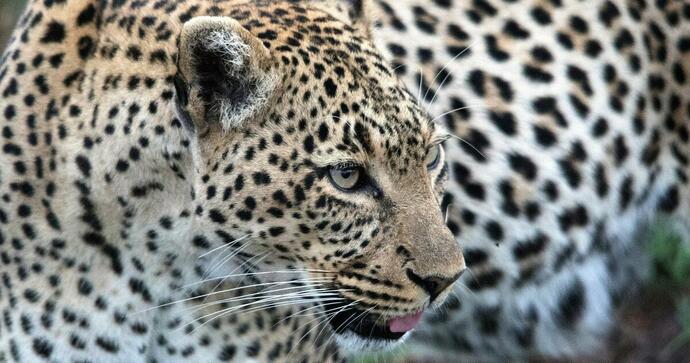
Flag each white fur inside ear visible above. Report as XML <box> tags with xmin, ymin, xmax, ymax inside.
<box><xmin>217</xmin><ymin>71</ymin><xmax>278</xmax><ymax>130</ymax></box>
<box><xmin>204</xmin><ymin>30</ymin><xmax>250</xmax><ymax>75</ymax></box>
<box><xmin>198</xmin><ymin>29</ymin><xmax>279</xmax><ymax>130</ymax></box>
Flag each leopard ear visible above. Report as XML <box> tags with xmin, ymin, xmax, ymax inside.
<box><xmin>312</xmin><ymin>0</ymin><xmax>377</xmax><ymax>37</ymax></box>
<box><xmin>175</xmin><ymin>16</ymin><xmax>279</xmax><ymax>132</ymax></box>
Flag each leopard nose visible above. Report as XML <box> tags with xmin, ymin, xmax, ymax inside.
<box><xmin>406</xmin><ymin>268</ymin><xmax>465</xmax><ymax>302</ymax></box>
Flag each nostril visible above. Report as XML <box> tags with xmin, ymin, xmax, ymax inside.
<box><xmin>406</xmin><ymin>268</ymin><xmax>462</xmax><ymax>302</ymax></box>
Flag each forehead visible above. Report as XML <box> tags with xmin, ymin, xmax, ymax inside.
<box><xmin>229</xmin><ymin>1</ymin><xmax>438</xmax><ymax>169</ymax></box>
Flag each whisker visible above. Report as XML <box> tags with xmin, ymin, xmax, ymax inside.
<box><xmin>185</xmin><ymin>293</ymin><xmax>350</xmax><ymax>334</ymax></box>
<box><xmin>233</xmin><ymin>296</ymin><xmax>348</xmax><ymax>318</ymax></box>
<box><xmin>462</xmin><ymin>266</ymin><xmax>481</xmax><ymax>289</ymax></box>
<box><xmin>290</xmin><ymin>299</ymin><xmax>361</xmax><ymax>354</ymax></box>
<box><xmin>204</xmin><ymin>251</ymin><xmax>270</xmax><ymax>301</ymax></box>
<box><xmin>446</xmin><ymin>132</ymin><xmax>487</xmax><ymax>160</ymax></box>
<box><xmin>425</xmin><ymin>39</ymin><xmax>478</xmax><ymax>108</ymax></box>
<box><xmin>321</xmin><ymin>305</ymin><xmax>373</xmax><ymax>351</ymax></box>
<box><xmin>177</xmin><ymin>282</ymin><xmax>336</xmax><ymax>314</ymax></box>
<box><xmin>178</xmin><ymin>268</ymin><xmax>337</xmax><ymax>290</ymax></box>
<box><xmin>133</xmin><ymin>279</ymin><xmax>336</xmax><ymax>314</ymax></box>
<box><xmin>430</xmin><ymin>105</ymin><xmax>485</xmax><ymax>124</ymax></box>
<box><xmin>271</xmin><ymin>302</ymin><xmax>331</xmax><ymax>328</ymax></box>
<box><xmin>202</xmin><ymin>237</ymin><xmax>258</xmax><ymax>280</ymax></box>
<box><xmin>196</xmin><ymin>234</ymin><xmax>250</xmax><ymax>259</ymax></box>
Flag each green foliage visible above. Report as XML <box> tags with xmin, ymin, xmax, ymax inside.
<box><xmin>649</xmin><ymin>220</ymin><xmax>690</xmax><ymax>284</ymax></box>
<box><xmin>648</xmin><ymin>220</ymin><xmax>690</xmax><ymax>355</ymax></box>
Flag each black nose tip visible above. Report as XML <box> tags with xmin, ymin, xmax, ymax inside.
<box><xmin>406</xmin><ymin>268</ymin><xmax>464</xmax><ymax>302</ymax></box>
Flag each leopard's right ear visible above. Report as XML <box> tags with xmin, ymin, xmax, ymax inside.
<box><xmin>175</xmin><ymin>17</ymin><xmax>279</xmax><ymax>133</ymax></box>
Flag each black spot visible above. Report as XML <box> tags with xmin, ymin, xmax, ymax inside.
<box><xmin>303</xmin><ymin>135</ymin><xmax>315</xmax><ymax>153</ymax></box>
<box><xmin>489</xmin><ymin>111</ymin><xmax>516</xmax><ymax>135</ymax></box>
<box><xmin>558</xmin><ymin>159</ymin><xmax>581</xmax><ymax>188</ymax></box>
<box><xmin>317</xmin><ymin>123</ymin><xmax>329</xmax><ymax>141</ymax></box>
<box><xmin>485</xmin><ymin>221</ymin><xmax>504</xmax><ymax>242</ymax></box>
<box><xmin>533</xmin><ymin>125</ymin><xmax>557</xmax><ymax>147</ymax></box>
<box><xmin>558</xmin><ymin>205</ymin><xmax>589</xmax><ymax>232</ymax></box>
<box><xmin>208</xmin><ymin>209</ymin><xmax>227</xmax><ymax>224</ymax></box>
<box><xmin>658</xmin><ymin>186</ymin><xmax>679</xmax><ymax>212</ymax></box>
<box><xmin>269</xmin><ymin>227</ymin><xmax>285</xmax><ymax>237</ymax></box>
<box><xmin>467</xmin><ymin>269</ymin><xmax>503</xmax><ymax>290</ymax></box>
<box><xmin>77</xmin><ymin>278</ymin><xmax>93</xmax><ymax>295</ymax></box>
<box><xmin>252</xmin><ymin>171</ymin><xmax>271</xmax><ymax>185</ymax></box>
<box><xmin>324</xmin><ymin>78</ymin><xmax>337</xmax><ymax>97</ymax></box>
<box><xmin>554</xmin><ymin>279</ymin><xmax>586</xmax><ymax>328</ymax></box>
<box><xmin>530</xmin><ymin>6</ymin><xmax>552</xmax><ymax>24</ymax></box>
<box><xmin>33</xmin><ymin>338</ymin><xmax>53</xmax><ymax>358</ymax></box>
<box><xmin>41</xmin><ymin>21</ymin><xmax>66</xmax><ymax>43</ymax></box>
<box><xmin>75</xmin><ymin>155</ymin><xmax>91</xmax><ymax>177</ymax></box>
<box><xmin>513</xmin><ymin>233</ymin><xmax>548</xmax><ymax>260</ymax></box>
<box><xmin>219</xmin><ymin>345</ymin><xmax>236</xmax><ymax>361</ymax></box>
<box><xmin>508</xmin><ymin>153</ymin><xmax>537</xmax><ymax>180</ymax></box>
<box><xmin>95</xmin><ymin>336</ymin><xmax>120</xmax><ymax>353</ymax></box>
<box><xmin>77</xmin><ymin>4</ymin><xmax>97</xmax><ymax>26</ymax></box>
<box><xmin>476</xmin><ymin>306</ymin><xmax>500</xmax><ymax>335</ymax></box>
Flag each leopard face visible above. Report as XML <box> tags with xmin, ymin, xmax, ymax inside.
<box><xmin>0</xmin><ymin>0</ymin><xmax>464</xmax><ymax>360</ymax></box>
<box><xmin>174</xmin><ymin>1</ymin><xmax>466</xmax><ymax>351</ymax></box>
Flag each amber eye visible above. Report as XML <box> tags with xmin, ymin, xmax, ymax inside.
<box><xmin>425</xmin><ymin>144</ymin><xmax>442</xmax><ymax>170</ymax></box>
<box><xmin>328</xmin><ymin>167</ymin><xmax>363</xmax><ymax>191</ymax></box>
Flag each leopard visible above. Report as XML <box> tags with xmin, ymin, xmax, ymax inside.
<box><xmin>368</xmin><ymin>0</ymin><xmax>690</xmax><ymax>361</ymax></box>
<box><xmin>0</xmin><ymin>0</ymin><xmax>467</xmax><ymax>362</ymax></box>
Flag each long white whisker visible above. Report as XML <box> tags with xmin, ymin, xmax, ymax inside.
<box><xmin>236</xmin><ymin>295</ymin><xmax>349</xmax><ymax>317</ymax></box>
<box><xmin>274</xmin><ymin>300</ymin><xmax>355</xmax><ymax>328</ymax></box>
<box><xmin>430</xmin><ymin>105</ymin><xmax>485</xmax><ymax>124</ymax></box>
<box><xmin>324</xmin><ymin>305</ymin><xmax>373</xmax><ymax>351</ymax></box>
<box><xmin>133</xmin><ymin>278</ymin><xmax>335</xmax><ymax>314</ymax></box>
<box><xmin>184</xmin><ymin>292</ymin><xmax>336</xmax><ymax>332</ymax></box>
<box><xmin>425</xmin><ymin>39</ymin><xmax>478</xmax><ymax>108</ymax></box>
<box><xmin>289</xmin><ymin>299</ymin><xmax>361</xmax><ymax>355</ymax></box>
<box><xmin>203</xmin><ymin>237</ymin><xmax>258</xmax><ymax>280</ymax></box>
<box><xmin>446</xmin><ymin>132</ymin><xmax>487</xmax><ymax>160</ymax></box>
<box><xmin>197</xmin><ymin>234</ymin><xmax>250</xmax><ymax>259</ymax></box>
<box><xmin>177</xmin><ymin>269</ymin><xmax>337</xmax><ymax>291</ymax></box>
<box><xmin>204</xmin><ymin>251</ymin><xmax>270</xmax><ymax>301</ymax></box>
<box><xmin>177</xmin><ymin>282</ymin><xmax>334</xmax><ymax>314</ymax></box>
<box><xmin>316</xmin><ymin>303</ymin><xmax>369</xmax><ymax>349</ymax></box>
<box><xmin>185</xmin><ymin>292</ymin><xmax>351</xmax><ymax>334</ymax></box>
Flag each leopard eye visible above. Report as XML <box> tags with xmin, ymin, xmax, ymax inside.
<box><xmin>425</xmin><ymin>144</ymin><xmax>442</xmax><ymax>170</ymax></box>
<box><xmin>328</xmin><ymin>167</ymin><xmax>363</xmax><ymax>191</ymax></box>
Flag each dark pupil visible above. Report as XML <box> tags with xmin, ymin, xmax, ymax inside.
<box><xmin>340</xmin><ymin>170</ymin><xmax>353</xmax><ymax>179</ymax></box>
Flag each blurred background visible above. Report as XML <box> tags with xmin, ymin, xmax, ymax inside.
<box><xmin>1</xmin><ymin>0</ymin><xmax>25</xmax><ymax>48</ymax></box>
<box><xmin>1</xmin><ymin>1</ymin><xmax>689</xmax><ymax>362</ymax></box>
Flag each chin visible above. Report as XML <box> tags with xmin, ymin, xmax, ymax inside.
<box><xmin>335</xmin><ymin>330</ymin><xmax>411</xmax><ymax>352</ymax></box>
<box><xmin>325</xmin><ymin>300</ymin><xmax>420</xmax><ymax>353</ymax></box>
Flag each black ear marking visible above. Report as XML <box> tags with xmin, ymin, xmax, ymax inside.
<box><xmin>348</xmin><ymin>0</ymin><xmax>364</xmax><ymax>19</ymax></box>
<box><xmin>173</xmin><ymin>73</ymin><xmax>194</xmax><ymax>132</ymax></box>
<box><xmin>191</xmin><ymin>43</ymin><xmax>253</xmax><ymax>121</ymax></box>
<box><xmin>176</xmin><ymin>16</ymin><xmax>279</xmax><ymax>131</ymax></box>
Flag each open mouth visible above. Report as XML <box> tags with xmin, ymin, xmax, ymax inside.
<box><xmin>325</xmin><ymin>301</ymin><xmax>424</xmax><ymax>340</ymax></box>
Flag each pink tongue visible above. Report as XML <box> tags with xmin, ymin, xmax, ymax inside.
<box><xmin>388</xmin><ymin>311</ymin><xmax>423</xmax><ymax>333</ymax></box>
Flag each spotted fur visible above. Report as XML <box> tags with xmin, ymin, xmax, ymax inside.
<box><xmin>370</xmin><ymin>0</ymin><xmax>690</xmax><ymax>360</ymax></box>
<box><xmin>0</xmin><ymin>0</ymin><xmax>465</xmax><ymax>361</ymax></box>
